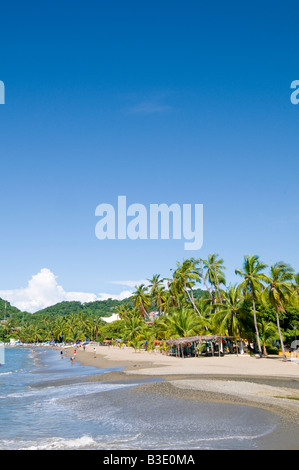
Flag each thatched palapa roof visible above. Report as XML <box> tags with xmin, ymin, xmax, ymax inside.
<box><xmin>166</xmin><ymin>335</ymin><xmax>234</xmax><ymax>346</ymax></box>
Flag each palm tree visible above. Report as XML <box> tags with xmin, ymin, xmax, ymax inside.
<box><xmin>147</xmin><ymin>274</ymin><xmax>164</xmax><ymax>299</ymax></box>
<box><xmin>132</xmin><ymin>284</ymin><xmax>151</xmax><ymax>318</ymax></box>
<box><xmin>147</xmin><ymin>274</ymin><xmax>167</xmax><ymax>314</ymax></box>
<box><xmin>263</xmin><ymin>262</ymin><xmax>294</xmax><ymax>361</ymax></box>
<box><xmin>290</xmin><ymin>273</ymin><xmax>299</xmax><ymax>307</ymax></box>
<box><xmin>167</xmin><ymin>275</ymin><xmax>183</xmax><ymax>309</ymax></box>
<box><xmin>91</xmin><ymin>316</ymin><xmax>104</xmax><ymax>341</ymax></box>
<box><xmin>123</xmin><ymin>315</ymin><xmax>145</xmax><ymax>341</ymax></box>
<box><xmin>213</xmin><ymin>285</ymin><xmax>248</xmax><ymax>353</ymax></box>
<box><xmin>202</xmin><ymin>254</ymin><xmax>226</xmax><ymax>305</ymax></box>
<box><xmin>53</xmin><ymin>316</ymin><xmax>67</xmax><ymax>342</ymax></box>
<box><xmin>235</xmin><ymin>255</ymin><xmax>268</xmax><ymax>357</ymax></box>
<box><xmin>160</xmin><ymin>308</ymin><xmax>204</xmax><ymax>339</ymax></box>
<box><xmin>154</xmin><ymin>286</ymin><xmax>168</xmax><ymax>315</ymax></box>
<box><xmin>173</xmin><ymin>258</ymin><xmax>203</xmax><ymax>316</ymax></box>
<box><xmin>117</xmin><ymin>304</ymin><xmax>133</xmax><ymax>321</ymax></box>
<box><xmin>258</xmin><ymin>319</ymin><xmax>278</xmax><ymax>356</ymax></box>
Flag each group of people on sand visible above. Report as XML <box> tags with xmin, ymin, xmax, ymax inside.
<box><xmin>59</xmin><ymin>347</ymin><xmax>77</xmax><ymax>364</ymax></box>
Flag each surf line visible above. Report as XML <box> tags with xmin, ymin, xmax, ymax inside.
<box><xmin>95</xmin><ymin>196</ymin><xmax>203</xmax><ymax>251</ymax></box>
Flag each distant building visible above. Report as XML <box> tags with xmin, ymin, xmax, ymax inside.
<box><xmin>101</xmin><ymin>313</ymin><xmax>119</xmax><ymax>323</ymax></box>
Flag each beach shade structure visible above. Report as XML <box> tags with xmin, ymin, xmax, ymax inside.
<box><xmin>165</xmin><ymin>335</ymin><xmax>235</xmax><ymax>358</ymax></box>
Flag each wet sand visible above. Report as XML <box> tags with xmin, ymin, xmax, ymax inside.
<box><xmin>63</xmin><ymin>344</ymin><xmax>299</xmax><ymax>449</ymax></box>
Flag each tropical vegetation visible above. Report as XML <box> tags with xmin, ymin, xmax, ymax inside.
<box><xmin>1</xmin><ymin>254</ymin><xmax>299</xmax><ymax>359</ymax></box>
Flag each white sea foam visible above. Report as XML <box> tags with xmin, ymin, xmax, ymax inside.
<box><xmin>21</xmin><ymin>435</ymin><xmax>98</xmax><ymax>450</ymax></box>
<box><xmin>14</xmin><ymin>425</ymin><xmax>277</xmax><ymax>450</ymax></box>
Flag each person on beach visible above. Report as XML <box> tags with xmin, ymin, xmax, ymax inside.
<box><xmin>60</xmin><ymin>350</ymin><xmax>63</xmax><ymax>359</ymax></box>
<box><xmin>93</xmin><ymin>347</ymin><xmax>96</xmax><ymax>358</ymax></box>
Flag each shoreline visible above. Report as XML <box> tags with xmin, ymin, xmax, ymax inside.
<box><xmin>68</xmin><ymin>344</ymin><xmax>299</xmax><ymax>419</ymax></box>
<box><xmin>28</xmin><ymin>343</ymin><xmax>298</xmax><ymax>449</ymax></box>
<box><xmin>69</xmin><ymin>344</ymin><xmax>299</xmax><ymax>449</ymax></box>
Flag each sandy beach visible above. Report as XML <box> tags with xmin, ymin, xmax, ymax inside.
<box><xmin>53</xmin><ymin>344</ymin><xmax>299</xmax><ymax>449</ymax></box>
<box><xmin>69</xmin><ymin>345</ymin><xmax>299</xmax><ymax>418</ymax></box>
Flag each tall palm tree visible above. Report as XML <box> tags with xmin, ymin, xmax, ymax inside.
<box><xmin>263</xmin><ymin>262</ymin><xmax>294</xmax><ymax>361</ymax></box>
<box><xmin>147</xmin><ymin>274</ymin><xmax>164</xmax><ymax>298</ymax></box>
<box><xmin>147</xmin><ymin>274</ymin><xmax>165</xmax><ymax>312</ymax></box>
<box><xmin>235</xmin><ymin>255</ymin><xmax>268</xmax><ymax>357</ymax></box>
<box><xmin>154</xmin><ymin>286</ymin><xmax>168</xmax><ymax>315</ymax></box>
<box><xmin>213</xmin><ymin>285</ymin><xmax>248</xmax><ymax>353</ymax></box>
<box><xmin>132</xmin><ymin>284</ymin><xmax>151</xmax><ymax>318</ymax></box>
<box><xmin>173</xmin><ymin>258</ymin><xmax>202</xmax><ymax>316</ymax></box>
<box><xmin>202</xmin><ymin>254</ymin><xmax>226</xmax><ymax>305</ymax></box>
<box><xmin>167</xmin><ymin>274</ymin><xmax>183</xmax><ymax>309</ymax></box>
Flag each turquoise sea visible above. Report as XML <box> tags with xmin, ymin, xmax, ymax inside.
<box><xmin>0</xmin><ymin>346</ymin><xmax>280</xmax><ymax>450</ymax></box>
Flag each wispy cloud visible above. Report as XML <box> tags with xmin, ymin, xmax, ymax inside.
<box><xmin>128</xmin><ymin>101</ymin><xmax>172</xmax><ymax>114</ymax></box>
<box><xmin>110</xmin><ymin>279</ymin><xmax>150</xmax><ymax>288</ymax></box>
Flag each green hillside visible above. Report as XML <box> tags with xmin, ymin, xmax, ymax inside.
<box><xmin>0</xmin><ymin>296</ymin><xmax>136</xmax><ymax>322</ymax></box>
<box><xmin>0</xmin><ymin>299</ymin><xmax>25</xmax><ymax>321</ymax></box>
<box><xmin>0</xmin><ymin>288</ymin><xmax>206</xmax><ymax>322</ymax></box>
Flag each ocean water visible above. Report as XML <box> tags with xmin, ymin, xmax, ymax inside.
<box><xmin>0</xmin><ymin>347</ymin><xmax>279</xmax><ymax>450</ymax></box>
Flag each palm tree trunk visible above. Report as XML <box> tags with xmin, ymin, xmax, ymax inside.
<box><xmin>200</xmin><ymin>259</ymin><xmax>212</xmax><ymax>297</ymax></box>
<box><xmin>184</xmin><ymin>284</ymin><xmax>203</xmax><ymax>318</ymax></box>
<box><xmin>213</xmin><ymin>261</ymin><xmax>223</xmax><ymax>305</ymax></box>
<box><xmin>238</xmin><ymin>329</ymin><xmax>244</xmax><ymax>355</ymax></box>
<box><xmin>275</xmin><ymin>307</ymin><xmax>287</xmax><ymax>361</ymax></box>
<box><xmin>251</xmin><ymin>291</ymin><xmax>263</xmax><ymax>358</ymax></box>
<box><xmin>263</xmin><ymin>342</ymin><xmax>268</xmax><ymax>356</ymax></box>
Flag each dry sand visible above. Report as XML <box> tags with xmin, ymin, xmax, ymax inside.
<box><xmin>81</xmin><ymin>344</ymin><xmax>299</xmax><ymax>378</ymax></box>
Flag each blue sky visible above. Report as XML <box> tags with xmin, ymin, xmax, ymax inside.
<box><xmin>0</xmin><ymin>1</ymin><xmax>299</xmax><ymax>311</ymax></box>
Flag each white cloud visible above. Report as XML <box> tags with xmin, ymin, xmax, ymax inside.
<box><xmin>95</xmin><ymin>290</ymin><xmax>133</xmax><ymax>301</ymax></box>
<box><xmin>0</xmin><ymin>268</ymin><xmax>132</xmax><ymax>313</ymax></box>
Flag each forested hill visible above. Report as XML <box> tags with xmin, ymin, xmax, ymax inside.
<box><xmin>0</xmin><ymin>298</ymin><xmax>25</xmax><ymax>320</ymax></box>
<box><xmin>32</xmin><ymin>298</ymin><xmax>135</xmax><ymax>319</ymax></box>
<box><xmin>0</xmin><ymin>298</ymin><xmax>134</xmax><ymax>323</ymax></box>
<box><xmin>0</xmin><ymin>288</ymin><xmax>206</xmax><ymax>323</ymax></box>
